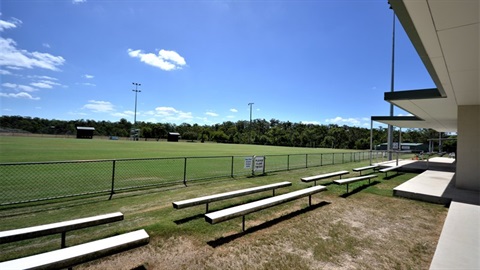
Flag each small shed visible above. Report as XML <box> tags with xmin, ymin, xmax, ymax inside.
<box><xmin>375</xmin><ymin>142</ymin><xmax>428</xmax><ymax>153</ymax></box>
<box><xmin>76</xmin><ymin>126</ymin><xmax>95</xmax><ymax>139</ymax></box>
<box><xmin>167</xmin><ymin>132</ymin><xmax>180</xmax><ymax>142</ymax></box>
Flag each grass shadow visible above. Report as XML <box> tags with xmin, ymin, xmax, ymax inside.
<box><xmin>173</xmin><ymin>213</ymin><xmax>205</xmax><ymax>225</ymax></box>
<box><xmin>383</xmin><ymin>172</ymin><xmax>404</xmax><ymax>180</ymax></box>
<box><xmin>340</xmin><ymin>181</ymin><xmax>381</xmax><ymax>198</ymax></box>
<box><xmin>207</xmin><ymin>201</ymin><xmax>331</xmax><ymax>248</ymax></box>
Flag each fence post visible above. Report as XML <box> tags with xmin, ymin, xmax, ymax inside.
<box><xmin>109</xmin><ymin>160</ymin><xmax>116</xmax><ymax>200</ymax></box>
<box><xmin>305</xmin><ymin>154</ymin><xmax>308</xmax><ymax>168</ymax></box>
<box><xmin>287</xmin><ymin>155</ymin><xmax>290</xmax><ymax>171</ymax></box>
<box><xmin>332</xmin><ymin>153</ymin><xmax>335</xmax><ymax>165</ymax></box>
<box><xmin>342</xmin><ymin>153</ymin><xmax>345</xmax><ymax>164</ymax></box>
<box><xmin>263</xmin><ymin>156</ymin><xmax>266</xmax><ymax>174</ymax></box>
<box><xmin>321</xmin><ymin>153</ymin><xmax>323</xmax><ymax>166</ymax></box>
<box><xmin>231</xmin><ymin>156</ymin><xmax>234</xmax><ymax>178</ymax></box>
<box><xmin>183</xmin><ymin>157</ymin><xmax>187</xmax><ymax>186</ymax></box>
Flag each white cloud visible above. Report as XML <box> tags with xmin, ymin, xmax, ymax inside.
<box><xmin>2</xmin><ymin>83</ymin><xmax>36</xmax><ymax>92</ymax></box>
<box><xmin>158</xmin><ymin>50</ymin><xmax>186</xmax><ymax>66</ymax></box>
<box><xmin>0</xmin><ymin>69</ymin><xmax>11</xmax><ymax>75</ymax></box>
<box><xmin>325</xmin><ymin>116</ymin><xmax>364</xmax><ymax>126</ymax></box>
<box><xmin>230</xmin><ymin>108</ymin><xmax>238</xmax><ymax>113</ymax></box>
<box><xmin>301</xmin><ymin>121</ymin><xmax>320</xmax><ymax>125</ymax></box>
<box><xmin>2</xmin><ymin>82</ymin><xmax>16</xmax><ymax>88</ymax></box>
<box><xmin>42</xmin><ymin>43</ymin><xmax>51</xmax><ymax>48</ymax></box>
<box><xmin>111</xmin><ymin>112</ymin><xmax>131</xmax><ymax>118</ymax></box>
<box><xmin>2</xmin><ymin>82</ymin><xmax>37</xmax><ymax>92</ymax></box>
<box><xmin>30</xmin><ymin>80</ymin><xmax>61</xmax><ymax>89</ymax></box>
<box><xmin>18</xmin><ymin>85</ymin><xmax>36</xmax><ymax>92</ymax></box>
<box><xmin>84</xmin><ymin>74</ymin><xmax>94</xmax><ymax>79</ymax></box>
<box><xmin>72</xmin><ymin>0</ymin><xmax>87</xmax><ymax>4</ymax></box>
<box><xmin>205</xmin><ymin>111</ymin><xmax>219</xmax><ymax>117</ymax></box>
<box><xmin>0</xmin><ymin>92</ymin><xmax>39</xmax><ymax>100</ymax></box>
<box><xmin>0</xmin><ymin>17</ymin><xmax>21</xmax><ymax>31</ymax></box>
<box><xmin>81</xmin><ymin>82</ymin><xmax>96</xmax><ymax>87</ymax></box>
<box><xmin>31</xmin><ymin>82</ymin><xmax>53</xmax><ymax>89</ymax></box>
<box><xmin>31</xmin><ymin>75</ymin><xmax>58</xmax><ymax>81</ymax></box>
<box><xmin>82</xmin><ymin>100</ymin><xmax>114</xmax><ymax>113</ymax></box>
<box><xmin>127</xmin><ymin>48</ymin><xmax>186</xmax><ymax>71</ymax></box>
<box><xmin>0</xmin><ymin>37</ymin><xmax>65</xmax><ymax>71</ymax></box>
<box><xmin>154</xmin><ymin>106</ymin><xmax>193</xmax><ymax>121</ymax></box>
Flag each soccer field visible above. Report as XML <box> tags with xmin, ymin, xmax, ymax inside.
<box><xmin>0</xmin><ymin>136</ymin><xmax>356</xmax><ymax>163</ymax></box>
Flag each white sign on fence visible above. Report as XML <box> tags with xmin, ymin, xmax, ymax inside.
<box><xmin>254</xmin><ymin>156</ymin><xmax>265</xmax><ymax>172</ymax></box>
<box><xmin>244</xmin><ymin>157</ymin><xmax>253</xmax><ymax>169</ymax></box>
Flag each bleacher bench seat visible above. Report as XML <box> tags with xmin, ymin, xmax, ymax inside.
<box><xmin>0</xmin><ymin>229</ymin><xmax>150</xmax><ymax>270</ymax></box>
<box><xmin>379</xmin><ymin>165</ymin><xmax>402</xmax><ymax>177</ymax></box>
<box><xmin>205</xmin><ymin>185</ymin><xmax>327</xmax><ymax>231</ymax></box>
<box><xmin>0</xmin><ymin>212</ymin><xmax>124</xmax><ymax>246</ymax></box>
<box><xmin>352</xmin><ymin>165</ymin><xmax>378</xmax><ymax>175</ymax></box>
<box><xmin>301</xmin><ymin>170</ymin><xmax>350</xmax><ymax>186</ymax></box>
<box><xmin>173</xmin><ymin>181</ymin><xmax>292</xmax><ymax>213</ymax></box>
<box><xmin>334</xmin><ymin>174</ymin><xmax>378</xmax><ymax>193</ymax></box>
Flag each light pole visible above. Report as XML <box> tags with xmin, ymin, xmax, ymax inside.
<box><xmin>248</xmin><ymin>103</ymin><xmax>254</xmax><ymax>143</ymax></box>
<box><xmin>387</xmin><ymin>9</ymin><xmax>396</xmax><ymax>160</ymax></box>
<box><xmin>132</xmin><ymin>82</ymin><xmax>141</xmax><ymax>140</ymax></box>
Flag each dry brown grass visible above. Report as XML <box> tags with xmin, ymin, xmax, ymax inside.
<box><xmin>79</xmin><ymin>191</ymin><xmax>446</xmax><ymax>270</ymax></box>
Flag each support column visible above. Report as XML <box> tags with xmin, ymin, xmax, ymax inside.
<box><xmin>456</xmin><ymin>105</ymin><xmax>480</xmax><ymax>191</ymax></box>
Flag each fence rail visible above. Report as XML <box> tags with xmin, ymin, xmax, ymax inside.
<box><xmin>0</xmin><ymin>151</ymin><xmax>386</xmax><ymax>206</ymax></box>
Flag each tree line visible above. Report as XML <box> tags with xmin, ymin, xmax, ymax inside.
<box><xmin>0</xmin><ymin>115</ymin><xmax>453</xmax><ymax>150</ymax></box>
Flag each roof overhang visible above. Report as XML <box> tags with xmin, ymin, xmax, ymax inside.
<box><xmin>376</xmin><ymin>0</ymin><xmax>479</xmax><ymax>133</ymax></box>
<box><xmin>371</xmin><ymin>115</ymin><xmax>426</xmax><ymax>130</ymax></box>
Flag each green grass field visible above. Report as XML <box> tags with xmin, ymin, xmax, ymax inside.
<box><xmin>0</xmin><ymin>136</ymin><xmax>356</xmax><ymax>163</ymax></box>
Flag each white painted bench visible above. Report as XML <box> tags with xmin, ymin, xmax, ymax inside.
<box><xmin>205</xmin><ymin>185</ymin><xmax>327</xmax><ymax>231</ymax></box>
<box><xmin>0</xmin><ymin>229</ymin><xmax>150</xmax><ymax>270</ymax></box>
<box><xmin>379</xmin><ymin>165</ymin><xmax>402</xmax><ymax>177</ymax></box>
<box><xmin>334</xmin><ymin>174</ymin><xmax>378</xmax><ymax>193</ymax></box>
<box><xmin>301</xmin><ymin>170</ymin><xmax>350</xmax><ymax>186</ymax></box>
<box><xmin>352</xmin><ymin>165</ymin><xmax>378</xmax><ymax>175</ymax></box>
<box><xmin>173</xmin><ymin>181</ymin><xmax>292</xmax><ymax>213</ymax></box>
<box><xmin>0</xmin><ymin>212</ymin><xmax>124</xmax><ymax>248</ymax></box>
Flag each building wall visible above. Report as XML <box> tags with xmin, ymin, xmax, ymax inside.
<box><xmin>456</xmin><ymin>105</ymin><xmax>480</xmax><ymax>191</ymax></box>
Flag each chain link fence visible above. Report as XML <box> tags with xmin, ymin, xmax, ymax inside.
<box><xmin>0</xmin><ymin>151</ymin><xmax>385</xmax><ymax>205</ymax></box>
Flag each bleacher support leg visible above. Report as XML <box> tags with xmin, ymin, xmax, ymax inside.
<box><xmin>61</xmin><ymin>232</ymin><xmax>66</xmax><ymax>249</ymax></box>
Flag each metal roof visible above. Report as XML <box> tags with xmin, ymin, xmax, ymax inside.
<box><xmin>76</xmin><ymin>126</ymin><xmax>95</xmax><ymax>130</ymax></box>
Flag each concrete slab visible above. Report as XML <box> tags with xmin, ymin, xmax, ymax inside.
<box><xmin>375</xmin><ymin>157</ymin><xmax>456</xmax><ymax>173</ymax></box>
<box><xmin>430</xmin><ymin>202</ymin><xmax>480</xmax><ymax>269</ymax></box>
<box><xmin>393</xmin><ymin>170</ymin><xmax>455</xmax><ymax>204</ymax></box>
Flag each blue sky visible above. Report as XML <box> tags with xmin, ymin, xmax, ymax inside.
<box><xmin>1</xmin><ymin>0</ymin><xmax>435</xmax><ymax>128</ymax></box>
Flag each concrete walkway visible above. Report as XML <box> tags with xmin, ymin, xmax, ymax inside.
<box><xmin>430</xmin><ymin>201</ymin><xmax>480</xmax><ymax>269</ymax></box>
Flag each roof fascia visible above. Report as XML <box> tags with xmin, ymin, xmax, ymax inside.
<box><xmin>371</xmin><ymin>115</ymin><xmax>423</xmax><ymax>122</ymax></box>
<box><xmin>384</xmin><ymin>88</ymin><xmax>444</xmax><ymax>101</ymax></box>
<box><xmin>389</xmin><ymin>0</ymin><xmax>447</xmax><ymax>97</ymax></box>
